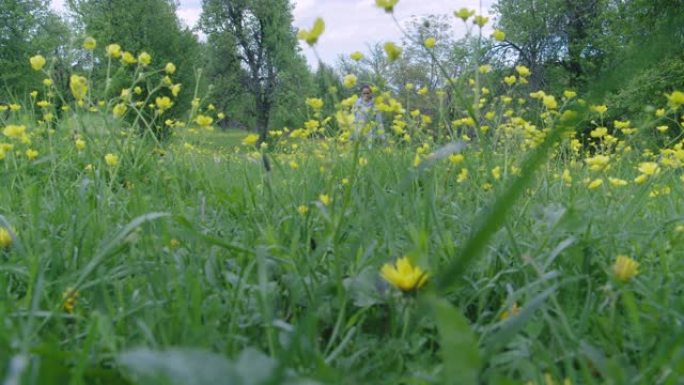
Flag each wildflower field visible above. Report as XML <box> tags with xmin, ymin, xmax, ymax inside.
<box><xmin>3</xmin><ymin>3</ymin><xmax>684</xmax><ymax>385</ymax></box>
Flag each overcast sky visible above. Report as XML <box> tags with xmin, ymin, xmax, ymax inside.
<box><xmin>49</xmin><ymin>0</ymin><xmax>496</xmax><ymax>68</ymax></box>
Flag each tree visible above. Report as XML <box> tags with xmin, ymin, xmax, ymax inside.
<box><xmin>200</xmin><ymin>0</ymin><xmax>309</xmax><ymax>140</ymax></box>
<box><xmin>0</xmin><ymin>0</ymin><xmax>69</xmax><ymax>96</ymax></box>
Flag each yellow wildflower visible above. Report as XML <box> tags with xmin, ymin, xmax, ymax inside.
<box><xmin>104</xmin><ymin>153</ymin><xmax>119</xmax><ymax>167</ymax></box>
<box><xmin>343</xmin><ymin>74</ymin><xmax>357</xmax><ymax>89</ymax></box>
<box><xmin>590</xmin><ymin>126</ymin><xmax>608</xmax><ymax>138</ymax></box>
<box><xmin>106</xmin><ymin>44</ymin><xmax>122</xmax><ymax>58</ymax></box>
<box><xmin>350</xmin><ymin>51</ymin><xmax>364</xmax><ymax>61</ymax></box>
<box><xmin>30</xmin><ymin>55</ymin><xmax>46</xmax><ymax>71</ymax></box>
<box><xmin>454</xmin><ymin>8</ymin><xmax>475</xmax><ymax>21</ymax></box>
<box><xmin>70</xmin><ymin>75</ymin><xmax>88</xmax><ymax>101</ymax></box>
<box><xmin>195</xmin><ymin>114</ymin><xmax>213</xmax><ymax>127</ymax></box>
<box><xmin>138</xmin><ymin>51</ymin><xmax>152</xmax><ymax>66</ymax></box>
<box><xmin>25</xmin><ymin>149</ymin><xmax>38</xmax><ymax>160</ymax></box>
<box><xmin>473</xmin><ymin>15</ymin><xmax>489</xmax><ymax>27</ymax></box>
<box><xmin>0</xmin><ymin>227</ymin><xmax>11</xmax><ymax>248</ymax></box>
<box><xmin>3</xmin><ymin>124</ymin><xmax>26</xmax><ymax>139</ymax></box>
<box><xmin>75</xmin><ymin>138</ymin><xmax>86</xmax><ymax>151</ymax></box>
<box><xmin>83</xmin><ymin>37</ymin><xmax>96</xmax><ymax>50</ymax></box>
<box><xmin>587</xmin><ymin>178</ymin><xmax>603</xmax><ymax>189</ymax></box>
<box><xmin>43</xmin><ymin>78</ymin><xmax>53</xmax><ymax>87</ymax></box>
<box><xmin>500</xmin><ymin>302</ymin><xmax>520</xmax><ymax>321</ymax></box>
<box><xmin>380</xmin><ymin>257</ymin><xmax>428</xmax><ymax>292</ymax></box>
<box><xmin>492</xmin><ymin>30</ymin><xmax>505</xmax><ymax>41</ymax></box>
<box><xmin>165</xmin><ymin>62</ymin><xmax>176</xmax><ymax>74</ymax></box>
<box><xmin>515</xmin><ymin>65</ymin><xmax>531</xmax><ymax>77</ymax></box>
<box><xmin>62</xmin><ymin>287</ymin><xmax>79</xmax><ymax>313</ymax></box>
<box><xmin>155</xmin><ymin>96</ymin><xmax>173</xmax><ymax>111</ymax></box>
<box><xmin>563</xmin><ymin>90</ymin><xmax>576</xmax><ymax>99</ymax></box>
<box><xmin>297</xmin><ymin>205</ymin><xmax>309</xmax><ymax>215</ymax></box>
<box><xmin>298</xmin><ymin>17</ymin><xmax>325</xmax><ymax>46</ymax></box>
<box><xmin>504</xmin><ymin>76</ymin><xmax>516</xmax><ymax>86</ymax></box>
<box><xmin>113</xmin><ymin>103</ymin><xmax>127</xmax><ymax>118</ymax></box>
<box><xmin>121</xmin><ymin>51</ymin><xmax>136</xmax><ymax>65</ymax></box>
<box><xmin>612</xmin><ymin>255</ymin><xmax>639</xmax><ymax>282</ymax></box>
<box><xmin>319</xmin><ymin>194</ymin><xmax>331</xmax><ymax>206</ymax></box>
<box><xmin>384</xmin><ymin>42</ymin><xmax>402</xmax><ymax>62</ymax></box>
<box><xmin>375</xmin><ymin>0</ymin><xmax>399</xmax><ymax>13</ymax></box>
<box><xmin>242</xmin><ymin>133</ymin><xmax>259</xmax><ymax>146</ymax></box>
<box><xmin>638</xmin><ymin>162</ymin><xmax>659</xmax><ymax>176</ymax></box>
<box><xmin>424</xmin><ymin>37</ymin><xmax>436</xmax><ymax>48</ymax></box>
<box><xmin>457</xmin><ymin>168</ymin><xmax>469</xmax><ymax>183</ymax></box>
<box><xmin>667</xmin><ymin>91</ymin><xmax>684</xmax><ymax>109</ymax></box>
<box><xmin>590</xmin><ymin>104</ymin><xmax>608</xmax><ymax>114</ymax></box>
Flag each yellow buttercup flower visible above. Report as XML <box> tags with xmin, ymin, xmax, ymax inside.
<box><xmin>30</xmin><ymin>55</ymin><xmax>46</xmax><ymax>71</ymax></box>
<box><xmin>297</xmin><ymin>205</ymin><xmax>309</xmax><ymax>215</ymax></box>
<box><xmin>25</xmin><ymin>149</ymin><xmax>39</xmax><ymax>160</ymax></box>
<box><xmin>384</xmin><ymin>42</ymin><xmax>402</xmax><ymax>62</ymax></box>
<box><xmin>492</xmin><ymin>30</ymin><xmax>505</xmax><ymax>41</ymax></box>
<box><xmin>0</xmin><ymin>227</ymin><xmax>12</xmax><ymax>248</ymax></box>
<box><xmin>319</xmin><ymin>194</ymin><xmax>331</xmax><ymax>206</ymax></box>
<box><xmin>155</xmin><ymin>96</ymin><xmax>173</xmax><ymax>111</ymax></box>
<box><xmin>83</xmin><ymin>37</ymin><xmax>96</xmax><ymax>50</ymax></box>
<box><xmin>375</xmin><ymin>0</ymin><xmax>399</xmax><ymax>13</ymax></box>
<box><xmin>350</xmin><ymin>51</ymin><xmax>364</xmax><ymax>61</ymax></box>
<box><xmin>104</xmin><ymin>153</ymin><xmax>119</xmax><ymax>167</ymax></box>
<box><xmin>75</xmin><ymin>138</ymin><xmax>86</xmax><ymax>151</ymax></box>
<box><xmin>242</xmin><ymin>133</ymin><xmax>259</xmax><ymax>146</ymax></box>
<box><xmin>298</xmin><ymin>17</ymin><xmax>325</xmax><ymax>46</ymax></box>
<box><xmin>454</xmin><ymin>8</ymin><xmax>475</xmax><ymax>21</ymax></box>
<box><xmin>380</xmin><ymin>257</ymin><xmax>428</xmax><ymax>292</ymax></box>
<box><xmin>666</xmin><ymin>91</ymin><xmax>684</xmax><ymax>109</ymax></box>
<box><xmin>343</xmin><ymin>74</ymin><xmax>357</xmax><ymax>89</ymax></box>
<box><xmin>612</xmin><ymin>255</ymin><xmax>639</xmax><ymax>282</ymax></box>
<box><xmin>106</xmin><ymin>44</ymin><xmax>122</xmax><ymax>58</ymax></box>
<box><xmin>121</xmin><ymin>51</ymin><xmax>137</xmax><ymax>65</ymax></box>
<box><xmin>305</xmin><ymin>98</ymin><xmax>324</xmax><ymax>110</ymax></box>
<box><xmin>473</xmin><ymin>15</ymin><xmax>489</xmax><ymax>27</ymax></box>
<box><xmin>195</xmin><ymin>114</ymin><xmax>213</xmax><ymax>127</ymax></box>
<box><xmin>424</xmin><ymin>37</ymin><xmax>436</xmax><ymax>48</ymax></box>
<box><xmin>113</xmin><ymin>103</ymin><xmax>127</xmax><ymax>118</ymax></box>
<box><xmin>70</xmin><ymin>75</ymin><xmax>88</xmax><ymax>101</ymax></box>
<box><xmin>165</xmin><ymin>62</ymin><xmax>176</xmax><ymax>74</ymax></box>
<box><xmin>138</xmin><ymin>51</ymin><xmax>152</xmax><ymax>66</ymax></box>
<box><xmin>3</xmin><ymin>125</ymin><xmax>26</xmax><ymax>139</ymax></box>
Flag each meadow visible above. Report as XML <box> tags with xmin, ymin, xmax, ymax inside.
<box><xmin>2</xmin><ymin>8</ymin><xmax>684</xmax><ymax>385</ymax></box>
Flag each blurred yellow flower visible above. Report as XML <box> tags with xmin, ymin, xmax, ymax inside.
<box><xmin>375</xmin><ymin>0</ymin><xmax>399</xmax><ymax>12</ymax></box>
<box><xmin>69</xmin><ymin>74</ymin><xmax>88</xmax><ymax>101</ymax></box>
<box><xmin>297</xmin><ymin>205</ymin><xmax>309</xmax><ymax>215</ymax></box>
<box><xmin>138</xmin><ymin>51</ymin><xmax>152</xmax><ymax>66</ymax></box>
<box><xmin>165</xmin><ymin>62</ymin><xmax>176</xmax><ymax>74</ymax></box>
<box><xmin>113</xmin><ymin>103</ymin><xmax>127</xmax><ymax>118</ymax></box>
<box><xmin>83</xmin><ymin>37</ymin><xmax>96</xmax><ymax>50</ymax></box>
<box><xmin>380</xmin><ymin>257</ymin><xmax>428</xmax><ymax>292</ymax></box>
<box><xmin>62</xmin><ymin>287</ymin><xmax>79</xmax><ymax>313</ymax></box>
<box><xmin>492</xmin><ymin>30</ymin><xmax>506</xmax><ymax>41</ymax></box>
<box><xmin>0</xmin><ymin>227</ymin><xmax>11</xmax><ymax>248</ymax></box>
<box><xmin>25</xmin><ymin>149</ymin><xmax>38</xmax><ymax>160</ymax></box>
<box><xmin>3</xmin><ymin>125</ymin><xmax>26</xmax><ymax>139</ymax></box>
<box><xmin>503</xmin><ymin>76</ymin><xmax>516</xmax><ymax>86</ymax></box>
<box><xmin>305</xmin><ymin>98</ymin><xmax>324</xmax><ymax>110</ymax></box>
<box><xmin>195</xmin><ymin>114</ymin><xmax>213</xmax><ymax>127</ymax></box>
<box><xmin>384</xmin><ymin>42</ymin><xmax>402</xmax><ymax>62</ymax></box>
<box><xmin>298</xmin><ymin>17</ymin><xmax>325</xmax><ymax>46</ymax></box>
<box><xmin>43</xmin><ymin>78</ymin><xmax>53</xmax><ymax>87</ymax></box>
<box><xmin>454</xmin><ymin>8</ymin><xmax>475</xmax><ymax>21</ymax></box>
<box><xmin>612</xmin><ymin>255</ymin><xmax>639</xmax><ymax>282</ymax></box>
<box><xmin>343</xmin><ymin>74</ymin><xmax>357</xmax><ymax>89</ymax></box>
<box><xmin>75</xmin><ymin>138</ymin><xmax>86</xmax><ymax>151</ymax></box>
<box><xmin>106</xmin><ymin>44</ymin><xmax>122</xmax><ymax>58</ymax></box>
<box><xmin>474</xmin><ymin>15</ymin><xmax>489</xmax><ymax>27</ymax></box>
<box><xmin>155</xmin><ymin>96</ymin><xmax>173</xmax><ymax>111</ymax></box>
<box><xmin>424</xmin><ymin>37</ymin><xmax>436</xmax><ymax>48</ymax></box>
<box><xmin>318</xmin><ymin>194</ymin><xmax>331</xmax><ymax>206</ymax></box>
<box><xmin>350</xmin><ymin>51</ymin><xmax>364</xmax><ymax>61</ymax></box>
<box><xmin>104</xmin><ymin>153</ymin><xmax>119</xmax><ymax>167</ymax></box>
<box><xmin>587</xmin><ymin>178</ymin><xmax>603</xmax><ymax>189</ymax></box>
<box><xmin>242</xmin><ymin>133</ymin><xmax>259</xmax><ymax>146</ymax></box>
<box><xmin>121</xmin><ymin>51</ymin><xmax>136</xmax><ymax>65</ymax></box>
<box><xmin>666</xmin><ymin>91</ymin><xmax>684</xmax><ymax>109</ymax></box>
<box><xmin>30</xmin><ymin>55</ymin><xmax>46</xmax><ymax>71</ymax></box>
<box><xmin>500</xmin><ymin>302</ymin><xmax>520</xmax><ymax>321</ymax></box>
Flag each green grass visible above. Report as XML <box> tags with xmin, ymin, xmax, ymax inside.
<box><xmin>2</xmin><ymin>111</ymin><xmax>684</xmax><ymax>384</ymax></box>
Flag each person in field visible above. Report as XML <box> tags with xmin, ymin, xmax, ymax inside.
<box><xmin>352</xmin><ymin>84</ymin><xmax>385</xmax><ymax>144</ymax></box>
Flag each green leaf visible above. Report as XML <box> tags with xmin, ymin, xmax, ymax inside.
<box><xmin>431</xmin><ymin>297</ymin><xmax>481</xmax><ymax>385</ymax></box>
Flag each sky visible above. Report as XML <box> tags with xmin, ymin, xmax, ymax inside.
<box><xmin>49</xmin><ymin>0</ymin><xmax>496</xmax><ymax>68</ymax></box>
